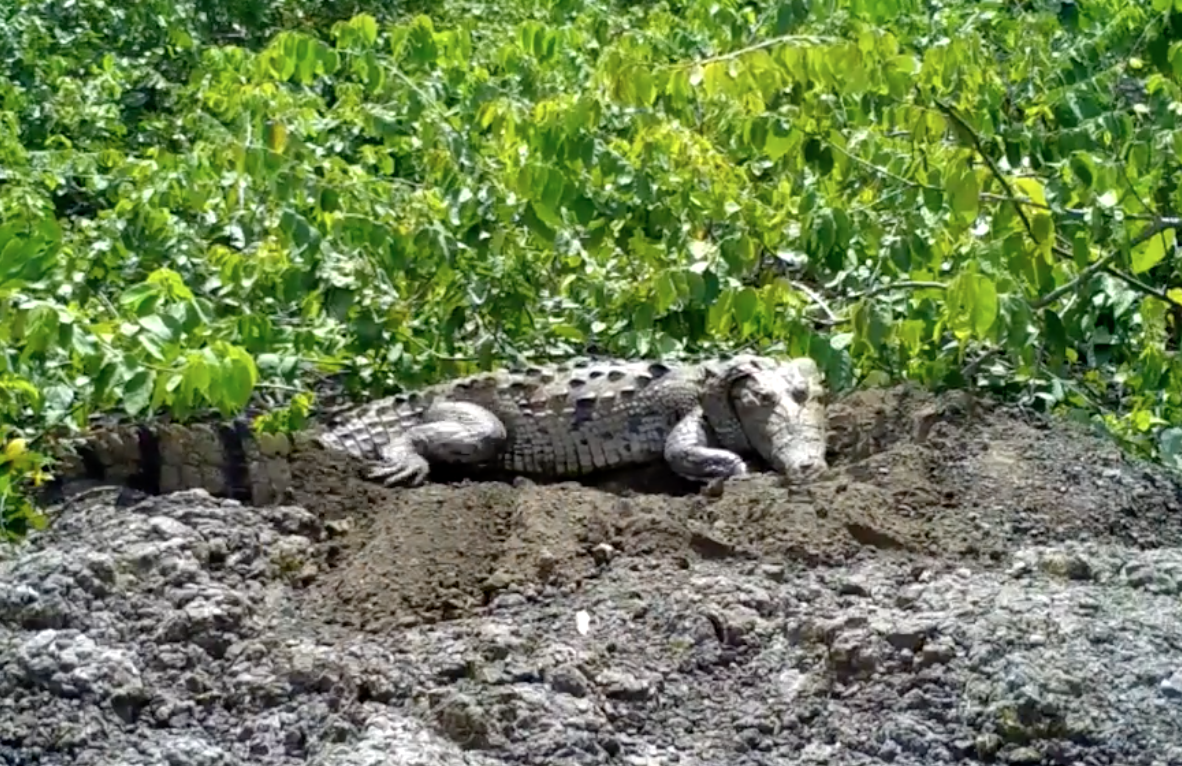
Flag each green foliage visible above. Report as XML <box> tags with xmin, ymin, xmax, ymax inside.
<box><xmin>3</xmin><ymin>0</ymin><xmax>1182</xmax><ymax>538</ymax></box>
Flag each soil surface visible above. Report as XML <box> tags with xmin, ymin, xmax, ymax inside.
<box><xmin>283</xmin><ymin>385</ymin><xmax>1182</xmax><ymax>629</ymax></box>
<box><xmin>4</xmin><ymin>383</ymin><xmax>1182</xmax><ymax>766</ymax></box>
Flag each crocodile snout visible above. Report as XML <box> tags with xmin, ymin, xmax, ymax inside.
<box><xmin>769</xmin><ymin>451</ymin><xmax>827</xmax><ymax>478</ymax></box>
<box><xmin>793</xmin><ymin>458</ymin><xmax>825</xmax><ymax>475</ymax></box>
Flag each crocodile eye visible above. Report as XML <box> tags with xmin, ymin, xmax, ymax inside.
<box><xmin>736</xmin><ymin>385</ymin><xmax>776</xmax><ymax>408</ymax></box>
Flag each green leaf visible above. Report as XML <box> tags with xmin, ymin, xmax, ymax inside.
<box><xmin>946</xmin><ymin>272</ymin><xmax>997</xmax><ymax>340</ymax></box>
<box><xmin>774</xmin><ymin>0</ymin><xmax>806</xmax><ymax>35</ymax></box>
<box><xmin>721</xmin><ymin>234</ymin><xmax>757</xmax><ymax>273</ymax></box>
<box><xmin>138</xmin><ymin>315</ymin><xmax>177</xmax><ymax>342</ymax></box>
<box><xmin>1011</xmin><ymin>177</ymin><xmax>1048</xmax><ymax>209</ymax></box>
<box><xmin>707</xmin><ymin>290</ymin><xmax>734</xmax><ymax>336</ymax></box>
<box><xmin>947</xmin><ymin>165</ymin><xmax>979</xmax><ymax>220</ymax></box>
<box><xmin>122</xmin><ymin>370</ymin><xmax>155</xmax><ymax>417</ymax></box>
<box><xmin>551</xmin><ymin>324</ymin><xmax>586</xmax><ymax>341</ymax></box>
<box><xmin>746</xmin><ymin>119</ymin><xmax>768</xmax><ymax>153</ymax></box>
<box><xmin>115</xmin><ymin>281</ymin><xmax>158</xmax><ymax>314</ymax></box>
<box><xmin>219</xmin><ymin>355</ymin><xmax>257</xmax><ymax>415</ymax></box>
<box><xmin>538</xmin><ymin>167</ymin><xmax>566</xmax><ymax>212</ymax></box>
<box><xmin>1069</xmin><ymin>153</ymin><xmax>1094</xmax><ymax>188</ymax></box>
<box><xmin>1131</xmin><ymin>228</ymin><xmax>1176</xmax><ymax>274</ymax></box>
<box><xmin>803</xmin><ymin>138</ymin><xmax>823</xmax><ymax>166</ymax></box>
<box><xmin>733</xmin><ymin>288</ymin><xmax>759</xmax><ymax>325</ymax></box>
<box><xmin>182</xmin><ymin>356</ymin><xmax>212</xmax><ymax>405</ymax></box>
<box><xmin>1031</xmin><ymin>213</ymin><xmax>1054</xmax><ymax>248</ymax></box>
<box><xmin>968</xmin><ymin>275</ymin><xmax>999</xmax><ymax>338</ymax></box>
<box><xmin>923</xmin><ymin>186</ymin><xmax>944</xmax><ymax>212</ymax></box>
<box><xmin>632</xmin><ymin>302</ymin><xmax>654</xmax><ymax>331</ymax></box>
<box><xmin>1159</xmin><ymin>427</ymin><xmax>1182</xmax><ymax>470</ymax></box>
<box><xmin>0</xmin><ymin>220</ymin><xmax>59</xmax><ymax>290</ymax></box>
<box><xmin>630</xmin><ymin>68</ymin><xmax>656</xmax><ymax>106</ymax></box>
<box><xmin>1043</xmin><ymin>308</ymin><xmax>1068</xmax><ymax>365</ymax></box>
<box><xmin>666</xmin><ymin>68</ymin><xmax>692</xmax><ymax>106</ymax></box>
<box><xmin>654</xmin><ymin>272</ymin><xmax>678</xmax><ymax>312</ymax></box>
<box><xmin>295</xmin><ymin>36</ymin><xmax>318</xmax><ymax>84</ymax></box>
<box><xmin>352</xmin><ymin>14</ymin><xmax>379</xmax><ymax>45</ymax></box>
<box><xmin>763</xmin><ymin>120</ymin><xmax>795</xmax><ymax>161</ymax></box>
<box><xmin>521</xmin><ymin>202</ymin><xmax>557</xmax><ymax>243</ymax></box>
<box><xmin>895</xmin><ymin>319</ymin><xmax>925</xmax><ymax>354</ymax></box>
<box><xmin>265</xmin><ymin>121</ymin><xmax>288</xmax><ymax>154</ymax></box>
<box><xmin>1072</xmin><ymin>234</ymin><xmax>1091</xmax><ymax>268</ymax></box>
<box><xmin>701</xmin><ymin>62</ymin><xmax>730</xmax><ymax>97</ymax></box>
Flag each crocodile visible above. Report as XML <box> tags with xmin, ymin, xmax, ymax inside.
<box><xmin>51</xmin><ymin>354</ymin><xmax>828</xmax><ymax>505</ymax></box>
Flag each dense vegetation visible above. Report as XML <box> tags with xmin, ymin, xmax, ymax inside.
<box><xmin>2</xmin><ymin>0</ymin><xmax>1181</xmax><ymax>539</ymax></box>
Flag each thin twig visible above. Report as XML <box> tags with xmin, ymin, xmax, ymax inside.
<box><xmin>827</xmin><ymin>138</ymin><xmax>1181</xmax><ymax>227</ymax></box>
<box><xmin>962</xmin><ymin>346</ymin><xmax>1003</xmax><ymax>383</ymax></box>
<box><xmin>934</xmin><ymin>98</ymin><xmax>1036</xmax><ymax>241</ymax></box>
<box><xmin>787</xmin><ymin>279</ymin><xmax>839</xmax><ymax>323</ymax></box>
<box><xmin>979</xmin><ymin>191</ymin><xmax>1177</xmax><ymax>223</ymax></box>
<box><xmin>825</xmin><ymin>140</ymin><xmax>934</xmax><ymax>191</ymax></box>
<box><xmin>787</xmin><ymin>279</ymin><xmax>946</xmax><ymax>328</ymax></box>
<box><xmin>1027</xmin><ymin>213</ymin><xmax>1177</xmax><ymax>310</ymax></box>
<box><xmin>847</xmin><ymin>280</ymin><xmax>947</xmax><ymax>301</ymax></box>
<box><xmin>1042</xmin><ymin>217</ymin><xmax>1182</xmax><ymax>311</ymax></box>
<box><xmin>1031</xmin><ymin>248</ymin><xmax>1121</xmax><ymax>310</ymax></box>
<box><xmin>931</xmin><ymin>97</ymin><xmax>1182</xmax><ymax>312</ymax></box>
<box><xmin>1100</xmin><ymin>264</ymin><xmax>1182</xmax><ymax>308</ymax></box>
<box><xmin>689</xmin><ymin>35</ymin><xmax>839</xmax><ymax>67</ymax></box>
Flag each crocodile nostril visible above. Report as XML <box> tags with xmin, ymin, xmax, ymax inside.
<box><xmin>795</xmin><ymin>460</ymin><xmax>825</xmax><ymax>477</ymax></box>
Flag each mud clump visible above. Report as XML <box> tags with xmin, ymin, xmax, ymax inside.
<box><xmin>290</xmin><ymin>384</ymin><xmax>1182</xmax><ymax>629</ymax></box>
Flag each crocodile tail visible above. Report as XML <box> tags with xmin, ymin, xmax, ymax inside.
<box><xmin>51</xmin><ymin>420</ymin><xmax>308</xmax><ymax>506</ymax></box>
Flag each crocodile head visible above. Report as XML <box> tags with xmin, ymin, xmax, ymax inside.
<box><xmin>704</xmin><ymin>355</ymin><xmax>828</xmax><ymax>480</ymax></box>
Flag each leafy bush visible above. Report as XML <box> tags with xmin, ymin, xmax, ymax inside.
<box><xmin>2</xmin><ymin>0</ymin><xmax>1181</xmax><ymax>540</ymax></box>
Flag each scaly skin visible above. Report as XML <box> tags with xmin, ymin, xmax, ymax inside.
<box><xmin>51</xmin><ymin>355</ymin><xmax>828</xmax><ymax>504</ymax></box>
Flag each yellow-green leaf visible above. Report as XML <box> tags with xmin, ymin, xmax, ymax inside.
<box><xmin>551</xmin><ymin>324</ymin><xmax>586</xmax><ymax>341</ymax></box>
<box><xmin>352</xmin><ymin>13</ymin><xmax>379</xmax><ymax>45</ymax></box>
<box><xmin>948</xmin><ymin>166</ymin><xmax>979</xmax><ymax>220</ymax></box>
<box><xmin>969</xmin><ymin>274</ymin><xmax>999</xmax><ymax>338</ymax></box>
<box><xmin>1131</xmin><ymin>228</ymin><xmax>1176</xmax><ymax>275</ymax></box>
<box><xmin>265</xmin><ymin>121</ymin><xmax>288</xmax><ymax>154</ymax></box>
<box><xmin>1011</xmin><ymin>177</ymin><xmax>1048</xmax><ymax>209</ymax></box>
<box><xmin>3</xmin><ymin>438</ymin><xmax>28</xmax><ymax>461</ymax></box>
<box><xmin>733</xmin><ymin>288</ymin><xmax>759</xmax><ymax>324</ymax></box>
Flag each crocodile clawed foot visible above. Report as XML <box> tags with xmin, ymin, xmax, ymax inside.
<box><xmin>364</xmin><ymin>455</ymin><xmax>431</xmax><ymax>488</ymax></box>
<box><xmin>702</xmin><ymin>477</ymin><xmax>728</xmax><ymax>498</ymax></box>
<box><xmin>699</xmin><ymin>462</ymin><xmax>751</xmax><ymax>497</ymax></box>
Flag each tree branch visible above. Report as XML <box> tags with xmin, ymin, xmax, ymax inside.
<box><xmin>934</xmin><ymin>98</ymin><xmax>1037</xmax><ymax>241</ymax></box>
<box><xmin>931</xmin><ymin>98</ymin><xmax>1182</xmax><ymax>312</ymax></box>
<box><xmin>825</xmin><ymin>137</ymin><xmax>1181</xmax><ymax>227</ymax></box>
<box><xmin>787</xmin><ymin>279</ymin><xmax>839</xmax><ymax>324</ymax></box>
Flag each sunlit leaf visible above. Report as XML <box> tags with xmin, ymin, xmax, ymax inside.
<box><xmin>1131</xmin><ymin>228</ymin><xmax>1176</xmax><ymax>275</ymax></box>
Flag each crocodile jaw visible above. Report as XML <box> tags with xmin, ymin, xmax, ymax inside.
<box><xmin>732</xmin><ymin>358</ymin><xmax>828</xmax><ymax>479</ymax></box>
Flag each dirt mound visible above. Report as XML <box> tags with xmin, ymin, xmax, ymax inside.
<box><xmin>284</xmin><ymin>385</ymin><xmax>1182</xmax><ymax>629</ymax></box>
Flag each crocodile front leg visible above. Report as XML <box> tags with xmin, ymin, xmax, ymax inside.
<box><xmin>663</xmin><ymin>407</ymin><xmax>749</xmax><ymax>481</ymax></box>
<box><xmin>364</xmin><ymin>401</ymin><xmax>509</xmax><ymax>487</ymax></box>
